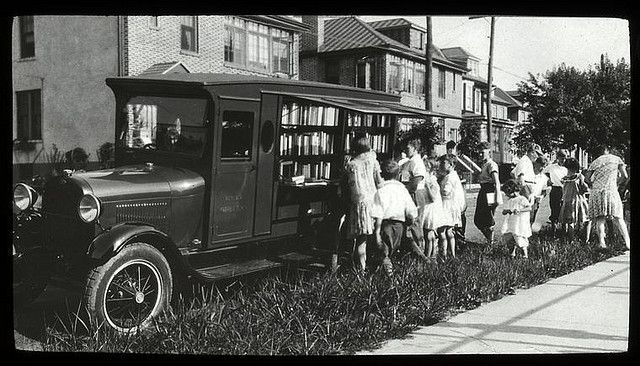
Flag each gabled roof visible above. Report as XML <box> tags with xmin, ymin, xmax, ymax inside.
<box><xmin>441</xmin><ymin>47</ymin><xmax>480</xmax><ymax>61</ymax></box>
<box><xmin>319</xmin><ymin>17</ymin><xmax>466</xmax><ymax>72</ymax></box>
<box><xmin>138</xmin><ymin>61</ymin><xmax>190</xmax><ymax>76</ymax></box>
<box><xmin>494</xmin><ymin>87</ymin><xmax>522</xmax><ymax>107</ymax></box>
<box><xmin>367</xmin><ymin>18</ymin><xmax>426</xmax><ymax>32</ymax></box>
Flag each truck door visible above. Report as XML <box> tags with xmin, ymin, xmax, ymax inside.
<box><xmin>210</xmin><ymin>99</ymin><xmax>259</xmax><ymax>245</ymax></box>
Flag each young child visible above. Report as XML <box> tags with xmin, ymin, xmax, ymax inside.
<box><xmin>422</xmin><ymin>156</ymin><xmax>444</xmax><ymax>260</ymax></box>
<box><xmin>530</xmin><ymin>156</ymin><xmax>551</xmax><ymax>226</ymax></box>
<box><xmin>559</xmin><ymin>157</ymin><xmax>590</xmax><ymax>241</ymax></box>
<box><xmin>501</xmin><ymin>179</ymin><xmax>533</xmax><ymax>258</ymax></box>
<box><xmin>437</xmin><ymin>155</ymin><xmax>460</xmax><ymax>259</ymax></box>
<box><xmin>371</xmin><ymin>159</ymin><xmax>419</xmax><ymax>277</ymax></box>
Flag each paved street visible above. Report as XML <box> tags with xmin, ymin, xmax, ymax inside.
<box><xmin>360</xmin><ymin>251</ymin><xmax>630</xmax><ymax>354</ymax></box>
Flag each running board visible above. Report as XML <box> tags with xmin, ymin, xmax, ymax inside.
<box><xmin>195</xmin><ymin>258</ymin><xmax>283</xmax><ymax>281</ymax></box>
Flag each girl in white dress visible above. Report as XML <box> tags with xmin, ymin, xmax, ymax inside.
<box><xmin>422</xmin><ymin>157</ymin><xmax>445</xmax><ymax>259</ymax></box>
<box><xmin>501</xmin><ymin>179</ymin><xmax>533</xmax><ymax>258</ymax></box>
<box><xmin>437</xmin><ymin>155</ymin><xmax>460</xmax><ymax>259</ymax></box>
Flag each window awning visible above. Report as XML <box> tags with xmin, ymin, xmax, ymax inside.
<box><xmin>283</xmin><ymin>94</ymin><xmax>462</xmax><ymax>120</ymax></box>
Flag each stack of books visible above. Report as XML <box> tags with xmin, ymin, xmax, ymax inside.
<box><xmin>281</xmin><ymin>102</ymin><xmax>338</xmax><ymax>126</ymax></box>
<box><xmin>279</xmin><ymin>132</ymin><xmax>334</xmax><ymax>156</ymax></box>
<box><xmin>279</xmin><ymin>161</ymin><xmax>332</xmax><ymax>180</ymax></box>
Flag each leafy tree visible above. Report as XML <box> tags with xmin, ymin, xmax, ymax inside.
<box><xmin>513</xmin><ymin>55</ymin><xmax>630</xmax><ymax>161</ymax></box>
<box><xmin>396</xmin><ymin>118</ymin><xmax>441</xmax><ymax>156</ymax></box>
<box><xmin>457</xmin><ymin>121</ymin><xmax>482</xmax><ymax>165</ymax></box>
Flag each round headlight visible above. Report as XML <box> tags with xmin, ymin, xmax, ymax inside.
<box><xmin>14</xmin><ymin>183</ymin><xmax>35</xmax><ymax>211</ymax></box>
<box><xmin>78</xmin><ymin>194</ymin><xmax>101</xmax><ymax>223</ymax></box>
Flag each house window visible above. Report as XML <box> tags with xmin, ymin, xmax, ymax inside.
<box><xmin>389</xmin><ymin>60</ymin><xmax>402</xmax><ymax>92</ymax></box>
<box><xmin>357</xmin><ymin>61</ymin><xmax>367</xmax><ymax>88</ymax></box>
<box><xmin>404</xmin><ymin>60</ymin><xmax>413</xmax><ymax>93</ymax></box>
<box><xmin>464</xmin><ymin>83</ymin><xmax>473</xmax><ymax>111</ymax></box>
<box><xmin>149</xmin><ymin>16</ymin><xmax>159</xmax><ymax>28</ymax></box>
<box><xmin>16</xmin><ymin>89</ymin><xmax>41</xmax><ymax>141</ymax></box>
<box><xmin>19</xmin><ymin>16</ymin><xmax>35</xmax><ymax>58</ymax></box>
<box><xmin>224</xmin><ymin>16</ymin><xmax>293</xmax><ymax>75</ymax></box>
<box><xmin>410</xmin><ymin>29</ymin><xmax>424</xmax><ymax>50</ymax></box>
<box><xmin>271</xmin><ymin>28</ymin><xmax>291</xmax><ymax>74</ymax></box>
<box><xmin>325</xmin><ymin>60</ymin><xmax>340</xmax><ymax>84</ymax></box>
<box><xmin>180</xmin><ymin>16</ymin><xmax>198</xmax><ymax>52</ymax></box>
<box><xmin>438</xmin><ymin>69</ymin><xmax>446</xmax><ymax>98</ymax></box>
<box><xmin>414</xmin><ymin>67</ymin><xmax>425</xmax><ymax>95</ymax></box>
<box><xmin>474</xmin><ymin>89</ymin><xmax>482</xmax><ymax>114</ymax></box>
<box><xmin>452</xmin><ymin>72</ymin><xmax>456</xmax><ymax>91</ymax></box>
<box><xmin>225</xmin><ymin>21</ymin><xmax>246</xmax><ymax>65</ymax></box>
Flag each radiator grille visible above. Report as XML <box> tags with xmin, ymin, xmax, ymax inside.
<box><xmin>115</xmin><ymin>201</ymin><xmax>169</xmax><ymax>232</ymax></box>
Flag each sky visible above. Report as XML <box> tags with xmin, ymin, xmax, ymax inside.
<box><xmin>360</xmin><ymin>16</ymin><xmax>630</xmax><ymax>91</ymax></box>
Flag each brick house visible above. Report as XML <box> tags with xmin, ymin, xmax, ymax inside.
<box><xmin>299</xmin><ymin>16</ymin><xmax>465</xmax><ymax>155</ymax></box>
<box><xmin>441</xmin><ymin>46</ymin><xmax>524</xmax><ymax>164</ymax></box>
<box><xmin>12</xmin><ymin>15</ymin><xmax>308</xmax><ymax>182</ymax></box>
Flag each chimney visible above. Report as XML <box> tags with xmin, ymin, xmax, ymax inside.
<box><xmin>301</xmin><ymin>16</ymin><xmax>326</xmax><ymax>52</ymax></box>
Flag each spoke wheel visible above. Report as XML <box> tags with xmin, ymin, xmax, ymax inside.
<box><xmin>85</xmin><ymin>243</ymin><xmax>172</xmax><ymax>333</ymax></box>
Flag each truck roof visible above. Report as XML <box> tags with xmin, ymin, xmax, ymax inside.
<box><xmin>106</xmin><ymin>73</ymin><xmax>397</xmax><ymax>99</ymax></box>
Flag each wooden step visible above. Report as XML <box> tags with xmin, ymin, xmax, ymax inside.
<box><xmin>195</xmin><ymin>258</ymin><xmax>282</xmax><ymax>281</ymax></box>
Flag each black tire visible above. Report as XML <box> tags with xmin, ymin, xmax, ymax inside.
<box><xmin>84</xmin><ymin>243</ymin><xmax>172</xmax><ymax>333</ymax></box>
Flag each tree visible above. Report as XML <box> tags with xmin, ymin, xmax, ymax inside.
<box><xmin>513</xmin><ymin>55</ymin><xmax>630</xmax><ymax>161</ymax></box>
<box><xmin>396</xmin><ymin>118</ymin><xmax>441</xmax><ymax>156</ymax></box>
<box><xmin>457</xmin><ymin>121</ymin><xmax>482</xmax><ymax>165</ymax></box>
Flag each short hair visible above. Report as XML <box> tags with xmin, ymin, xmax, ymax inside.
<box><xmin>479</xmin><ymin>141</ymin><xmax>491</xmax><ymax>150</ymax></box>
<box><xmin>563</xmin><ymin>157</ymin><xmax>581</xmax><ymax>172</ymax></box>
<box><xmin>501</xmin><ymin>179</ymin><xmax>519</xmax><ymax>195</ymax></box>
<box><xmin>406</xmin><ymin>138</ymin><xmax>421</xmax><ymax>150</ymax></box>
<box><xmin>556</xmin><ymin>149</ymin><xmax>568</xmax><ymax>158</ymax></box>
<box><xmin>380</xmin><ymin>159</ymin><xmax>400</xmax><ymax>180</ymax></box>
<box><xmin>534</xmin><ymin>156</ymin><xmax>548</xmax><ymax>167</ymax></box>
<box><xmin>351</xmin><ymin>136</ymin><xmax>371</xmax><ymax>156</ymax></box>
<box><xmin>446</xmin><ymin>140</ymin><xmax>457</xmax><ymax>150</ymax></box>
<box><xmin>437</xmin><ymin>154</ymin><xmax>454</xmax><ymax>166</ymax></box>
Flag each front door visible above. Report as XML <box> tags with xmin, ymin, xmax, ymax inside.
<box><xmin>210</xmin><ymin>99</ymin><xmax>259</xmax><ymax>245</ymax></box>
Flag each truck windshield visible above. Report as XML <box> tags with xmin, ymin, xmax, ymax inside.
<box><xmin>118</xmin><ymin>95</ymin><xmax>208</xmax><ymax>157</ymax></box>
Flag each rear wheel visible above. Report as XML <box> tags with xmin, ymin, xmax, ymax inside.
<box><xmin>84</xmin><ymin>243</ymin><xmax>172</xmax><ymax>333</ymax></box>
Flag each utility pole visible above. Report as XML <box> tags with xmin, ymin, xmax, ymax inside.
<box><xmin>425</xmin><ymin>16</ymin><xmax>433</xmax><ymax>112</ymax></box>
<box><xmin>469</xmin><ymin>16</ymin><xmax>496</xmax><ymax>144</ymax></box>
<box><xmin>486</xmin><ymin>17</ymin><xmax>495</xmax><ymax>144</ymax></box>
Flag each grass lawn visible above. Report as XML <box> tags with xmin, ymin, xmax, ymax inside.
<box><xmin>43</xmin><ymin>219</ymin><xmax>628</xmax><ymax>354</ymax></box>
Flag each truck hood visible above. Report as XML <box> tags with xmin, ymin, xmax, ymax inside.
<box><xmin>70</xmin><ymin>164</ymin><xmax>205</xmax><ymax>202</ymax></box>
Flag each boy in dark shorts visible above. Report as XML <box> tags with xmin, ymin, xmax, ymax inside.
<box><xmin>371</xmin><ymin>159</ymin><xmax>419</xmax><ymax>276</ymax></box>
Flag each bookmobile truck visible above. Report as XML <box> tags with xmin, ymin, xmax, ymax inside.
<box><xmin>12</xmin><ymin>73</ymin><xmax>452</xmax><ymax>332</ymax></box>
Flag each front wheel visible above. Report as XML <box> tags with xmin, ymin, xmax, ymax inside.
<box><xmin>84</xmin><ymin>243</ymin><xmax>172</xmax><ymax>333</ymax></box>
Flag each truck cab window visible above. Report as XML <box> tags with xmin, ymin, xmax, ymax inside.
<box><xmin>221</xmin><ymin>111</ymin><xmax>253</xmax><ymax>159</ymax></box>
<box><xmin>119</xmin><ymin>95</ymin><xmax>208</xmax><ymax>157</ymax></box>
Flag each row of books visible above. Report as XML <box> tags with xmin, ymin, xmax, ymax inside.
<box><xmin>346</xmin><ymin>112</ymin><xmax>391</xmax><ymax>127</ymax></box>
<box><xmin>279</xmin><ymin>161</ymin><xmax>332</xmax><ymax>180</ymax></box>
<box><xmin>344</xmin><ymin>132</ymin><xmax>390</xmax><ymax>154</ymax></box>
<box><xmin>281</xmin><ymin>102</ymin><xmax>339</xmax><ymax>126</ymax></box>
<box><xmin>279</xmin><ymin>132</ymin><xmax>334</xmax><ymax>156</ymax></box>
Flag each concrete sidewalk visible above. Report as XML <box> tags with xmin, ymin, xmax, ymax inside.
<box><xmin>360</xmin><ymin>252</ymin><xmax>630</xmax><ymax>354</ymax></box>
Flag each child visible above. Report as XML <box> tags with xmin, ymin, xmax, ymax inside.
<box><xmin>422</xmin><ymin>156</ymin><xmax>445</xmax><ymax>260</ymax></box>
<box><xmin>501</xmin><ymin>179</ymin><xmax>533</xmax><ymax>258</ymax></box>
<box><xmin>530</xmin><ymin>156</ymin><xmax>551</xmax><ymax>226</ymax></box>
<box><xmin>437</xmin><ymin>155</ymin><xmax>460</xmax><ymax>259</ymax></box>
<box><xmin>559</xmin><ymin>157</ymin><xmax>590</xmax><ymax>241</ymax></box>
<box><xmin>371</xmin><ymin>159</ymin><xmax>419</xmax><ymax>277</ymax></box>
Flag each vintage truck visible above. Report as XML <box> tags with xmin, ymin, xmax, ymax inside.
<box><xmin>13</xmin><ymin>73</ymin><xmax>443</xmax><ymax>332</ymax></box>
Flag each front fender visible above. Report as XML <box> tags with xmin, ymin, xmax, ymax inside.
<box><xmin>87</xmin><ymin>223</ymin><xmax>171</xmax><ymax>260</ymax></box>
